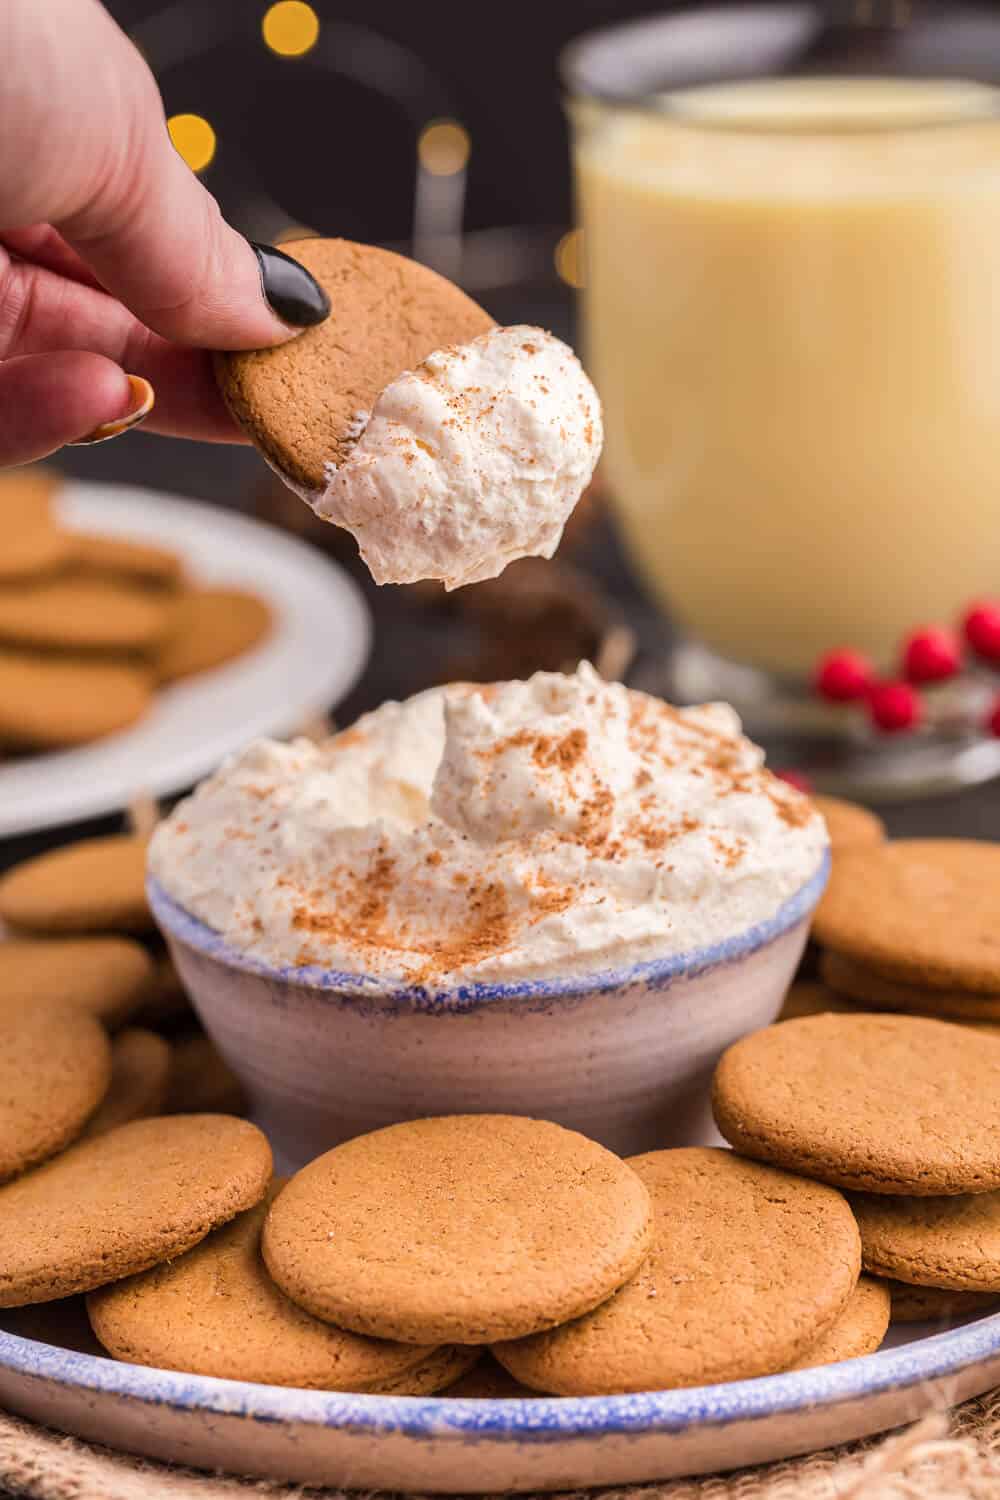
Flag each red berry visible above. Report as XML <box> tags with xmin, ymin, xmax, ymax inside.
<box><xmin>814</xmin><ymin>648</ymin><xmax>875</xmax><ymax>703</ymax></box>
<box><xmin>868</xmin><ymin>680</ymin><xmax>922</xmax><ymax>734</ymax></box>
<box><xmin>901</xmin><ymin>626</ymin><xmax>962</xmax><ymax>684</ymax></box>
<box><xmin>963</xmin><ymin>601</ymin><xmax>1000</xmax><ymax>664</ymax></box>
<box><xmin>987</xmin><ymin>695</ymin><xmax>1000</xmax><ymax>738</ymax></box>
<box><xmin>774</xmin><ymin>768</ymin><xmax>814</xmax><ymax>794</ymax></box>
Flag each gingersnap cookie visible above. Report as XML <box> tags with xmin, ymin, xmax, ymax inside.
<box><xmin>811</xmin><ymin>796</ymin><xmax>886</xmax><ymax>856</ymax></box>
<box><xmin>713</xmin><ymin>1013</ymin><xmax>1000</xmax><ymax>1195</ymax></box>
<box><xmin>165</xmin><ymin>1033</ymin><xmax>246</xmax><ymax>1116</ymax></box>
<box><xmin>492</xmin><ymin>1148</ymin><xmax>860</xmax><ymax>1395</ymax></box>
<box><xmin>787</xmin><ymin>1276</ymin><xmax>890</xmax><ymax>1370</ymax></box>
<box><xmin>80</xmin><ymin>1029</ymin><xmax>172</xmax><ymax>1140</ymax></box>
<box><xmin>0</xmin><ymin>834</ymin><xmax>151</xmax><ymax>934</ymax></box>
<box><xmin>155</xmin><ymin>588</ymin><xmax>272</xmax><ymax>684</ymax></box>
<box><xmin>778</xmin><ymin>980</ymin><xmax>859</xmax><ymax>1023</ymax></box>
<box><xmin>68</xmin><ymin>532</ymin><xmax>183</xmax><ymax>590</ymax></box>
<box><xmin>887</xmin><ymin>1280</ymin><xmax>1000</xmax><ymax>1323</ymax></box>
<box><xmin>0</xmin><ymin>579</ymin><xmax>170</xmax><ymax>654</ymax></box>
<box><xmin>0</xmin><ymin>650</ymin><xmax>153</xmax><ymax>750</ymax></box>
<box><xmin>442</xmin><ymin>1355</ymin><xmax>539</xmax><ymax>1399</ymax></box>
<box><xmin>89</xmin><ymin>1183</ymin><xmax>476</xmax><ymax>1392</ymax></box>
<box><xmin>0</xmin><ymin>468</ymin><xmax>74</xmax><ymax>581</ymax></box>
<box><xmin>216</xmin><ymin>238</ymin><xmax>494</xmax><ymax>497</ymax></box>
<box><xmin>0</xmin><ymin>1004</ymin><xmax>111</xmax><ymax>1183</ymax></box>
<box><xmin>0</xmin><ymin>936</ymin><xmax>153</xmax><ymax>1028</ymax></box>
<box><xmin>820</xmin><ymin>949</ymin><xmax>1000</xmax><ymax>1021</ymax></box>
<box><xmin>0</xmin><ymin>1114</ymin><xmax>271</xmax><ymax>1307</ymax></box>
<box><xmin>851</xmin><ymin>1189</ymin><xmax>1000</xmax><ymax>1291</ymax></box>
<box><xmin>263</xmin><ymin>1115</ymin><xmax>653</xmax><ymax>1345</ymax></box>
<box><xmin>812</xmin><ymin>840</ymin><xmax>1000</xmax><ymax>994</ymax></box>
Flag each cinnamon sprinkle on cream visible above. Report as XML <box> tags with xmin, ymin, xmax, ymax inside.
<box><xmin>150</xmin><ymin>664</ymin><xmax>827</xmax><ymax>988</ymax></box>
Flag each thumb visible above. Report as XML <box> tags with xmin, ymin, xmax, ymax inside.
<box><xmin>63</xmin><ymin>145</ymin><xmax>330</xmax><ymax>350</ymax></box>
<box><xmin>40</xmin><ymin>5</ymin><xmax>329</xmax><ymax>349</ymax></box>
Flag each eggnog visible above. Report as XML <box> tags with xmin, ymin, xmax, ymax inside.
<box><xmin>575</xmin><ymin>78</ymin><xmax>1000</xmax><ymax>677</ymax></box>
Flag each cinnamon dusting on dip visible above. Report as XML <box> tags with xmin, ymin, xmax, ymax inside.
<box><xmin>149</xmin><ymin>665</ymin><xmax>827</xmax><ymax>988</ymax></box>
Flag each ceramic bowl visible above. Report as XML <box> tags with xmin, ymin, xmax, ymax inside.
<box><xmin>148</xmin><ymin>853</ymin><xmax>828</xmax><ymax>1168</ymax></box>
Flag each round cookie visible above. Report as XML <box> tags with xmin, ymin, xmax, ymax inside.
<box><xmin>155</xmin><ymin>589</ymin><xmax>272</xmax><ymax>684</ymax></box>
<box><xmin>811</xmin><ymin>796</ymin><xmax>887</xmax><ymax>857</ymax></box>
<box><xmin>80</xmin><ymin>1029</ymin><xmax>172</xmax><ymax>1140</ymax></box>
<box><xmin>0</xmin><ymin>834</ymin><xmax>151</xmax><ymax>934</ymax></box>
<box><xmin>0</xmin><ymin>937</ymin><xmax>153</xmax><ymax>1028</ymax></box>
<box><xmin>88</xmin><ymin>1183</ymin><xmax>471</xmax><ymax>1393</ymax></box>
<box><xmin>165</xmin><ymin>1033</ymin><xmax>246</xmax><ymax>1117</ymax></box>
<box><xmin>0</xmin><ymin>579</ymin><xmax>169</xmax><ymax>654</ymax></box>
<box><xmin>778</xmin><ymin>980</ymin><xmax>860</xmax><ymax>1023</ymax></box>
<box><xmin>812</xmin><ymin>840</ymin><xmax>1000</xmax><ymax>993</ymax></box>
<box><xmin>263</xmin><ymin>1115</ymin><xmax>653</xmax><ymax>1345</ymax></box>
<box><xmin>851</xmin><ymin>1190</ymin><xmax>1000</xmax><ymax>1291</ymax></box>
<box><xmin>491</xmin><ymin>1148</ymin><xmax>860</xmax><ymax>1395</ymax></box>
<box><xmin>713</xmin><ymin>1013</ymin><xmax>1000</xmax><ymax>1195</ymax></box>
<box><xmin>820</xmin><ymin>949</ymin><xmax>1000</xmax><ymax>1022</ymax></box>
<box><xmin>0</xmin><ymin>1004</ymin><xmax>111</xmax><ymax>1183</ymax></box>
<box><xmin>787</xmin><ymin>1276</ymin><xmax>890</xmax><ymax>1370</ymax></box>
<box><xmin>0</xmin><ymin>651</ymin><xmax>153</xmax><ymax>750</ymax></box>
<box><xmin>68</xmin><ymin>532</ymin><xmax>183</xmax><ymax>590</ymax></box>
<box><xmin>0</xmin><ymin>468</ymin><xmax>74</xmax><ymax>581</ymax></box>
<box><xmin>0</xmin><ymin>1114</ymin><xmax>271</xmax><ymax>1307</ymax></box>
<box><xmin>215</xmin><ymin>238</ymin><xmax>495</xmax><ymax>496</ymax></box>
<box><xmin>888</xmin><ymin>1280</ymin><xmax>1000</xmax><ymax>1323</ymax></box>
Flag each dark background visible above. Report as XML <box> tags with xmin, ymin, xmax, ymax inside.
<box><xmin>108</xmin><ymin>0</ymin><xmax>666</xmax><ymax>245</ymax></box>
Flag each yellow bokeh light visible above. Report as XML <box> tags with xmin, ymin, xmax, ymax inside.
<box><xmin>167</xmin><ymin>114</ymin><xmax>217</xmax><ymax>174</ymax></box>
<box><xmin>554</xmin><ymin>228</ymin><xmax>585</xmax><ymax>289</ymax></box>
<box><xmin>262</xmin><ymin>1</ymin><xmax>320</xmax><ymax>58</ymax></box>
<box><xmin>418</xmin><ymin>119</ymin><xmax>470</xmax><ymax>177</ymax></box>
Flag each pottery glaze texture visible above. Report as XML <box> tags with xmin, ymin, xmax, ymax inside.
<box><xmin>149</xmin><ymin>855</ymin><xmax>828</xmax><ymax>1167</ymax></box>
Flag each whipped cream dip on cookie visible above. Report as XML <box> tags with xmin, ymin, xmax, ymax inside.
<box><xmin>311</xmin><ymin>325</ymin><xmax>603</xmax><ymax>589</ymax></box>
<box><xmin>150</xmin><ymin>665</ymin><xmax>827</xmax><ymax>989</ymax></box>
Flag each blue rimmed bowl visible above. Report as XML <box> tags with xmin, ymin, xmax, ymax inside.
<box><xmin>2</xmin><ymin>1302</ymin><xmax>1000</xmax><ymax>1489</ymax></box>
<box><xmin>148</xmin><ymin>854</ymin><xmax>828</xmax><ymax>1168</ymax></box>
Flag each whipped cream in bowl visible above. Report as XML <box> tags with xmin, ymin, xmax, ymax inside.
<box><xmin>149</xmin><ymin>666</ymin><xmax>829</xmax><ymax>1164</ymax></box>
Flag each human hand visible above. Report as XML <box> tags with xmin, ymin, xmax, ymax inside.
<box><xmin>0</xmin><ymin>0</ymin><xmax>329</xmax><ymax>467</ymax></box>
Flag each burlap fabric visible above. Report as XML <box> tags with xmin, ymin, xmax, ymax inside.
<box><xmin>2</xmin><ymin>1394</ymin><xmax>1000</xmax><ymax>1500</ymax></box>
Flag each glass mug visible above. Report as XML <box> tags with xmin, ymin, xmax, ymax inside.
<box><xmin>563</xmin><ymin>4</ymin><xmax>1000</xmax><ymax>796</ymax></box>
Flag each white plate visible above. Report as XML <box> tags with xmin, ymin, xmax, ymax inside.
<box><xmin>0</xmin><ymin>481</ymin><xmax>371</xmax><ymax>838</ymax></box>
<box><xmin>0</xmin><ymin>1310</ymin><xmax>998</xmax><ymax>1491</ymax></box>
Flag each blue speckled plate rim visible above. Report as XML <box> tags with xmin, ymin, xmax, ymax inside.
<box><xmin>2</xmin><ymin>1308</ymin><xmax>1000</xmax><ymax>1443</ymax></box>
<box><xmin>146</xmin><ymin>850</ymin><xmax>831</xmax><ymax>1011</ymax></box>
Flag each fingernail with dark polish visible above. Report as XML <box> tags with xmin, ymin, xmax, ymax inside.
<box><xmin>70</xmin><ymin>375</ymin><xmax>155</xmax><ymax>446</ymax></box>
<box><xmin>252</xmin><ymin>242</ymin><xmax>330</xmax><ymax>327</ymax></box>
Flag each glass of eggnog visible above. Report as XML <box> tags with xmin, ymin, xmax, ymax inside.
<box><xmin>564</xmin><ymin>4</ymin><xmax>1000</xmax><ymax>797</ymax></box>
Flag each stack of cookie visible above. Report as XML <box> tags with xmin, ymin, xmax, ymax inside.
<box><xmin>783</xmin><ymin>832</ymin><xmax>1000</xmax><ymax>1040</ymax></box>
<box><xmin>714</xmin><ymin>1010</ymin><xmax>1000</xmax><ymax>1327</ymax></box>
<box><xmin>0</xmin><ymin>1105</ymin><xmax>887</xmax><ymax>1396</ymax></box>
<box><xmin>0</xmin><ymin>833</ymin><xmax>243</xmax><ymax>1116</ymax></box>
<box><xmin>0</xmin><ymin>466</ymin><xmax>271</xmax><ymax>752</ymax></box>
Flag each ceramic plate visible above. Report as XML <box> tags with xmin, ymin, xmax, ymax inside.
<box><xmin>0</xmin><ymin>1309</ymin><xmax>998</xmax><ymax>1490</ymax></box>
<box><xmin>0</xmin><ymin>481</ymin><xmax>371</xmax><ymax>838</ymax></box>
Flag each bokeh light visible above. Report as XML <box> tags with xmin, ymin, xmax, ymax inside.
<box><xmin>418</xmin><ymin>120</ymin><xmax>471</xmax><ymax>177</ymax></box>
<box><xmin>167</xmin><ymin>113</ymin><xmax>217</xmax><ymax>173</ymax></box>
<box><xmin>554</xmin><ymin>228</ymin><xmax>585</xmax><ymax>289</ymax></box>
<box><xmin>262</xmin><ymin>2</ymin><xmax>320</xmax><ymax>58</ymax></box>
